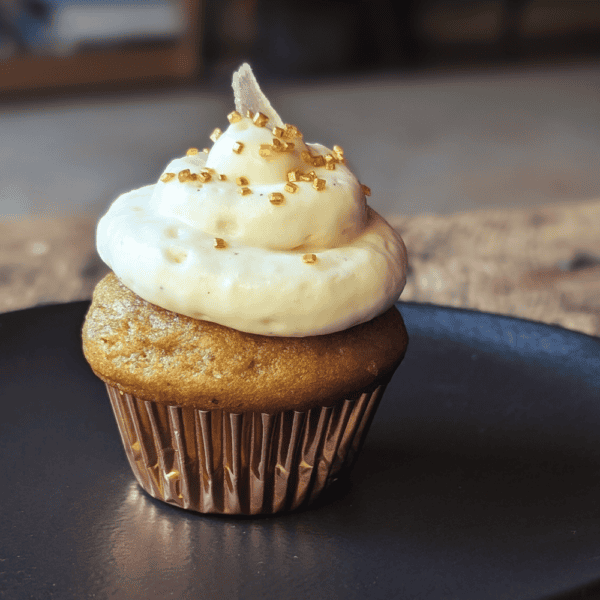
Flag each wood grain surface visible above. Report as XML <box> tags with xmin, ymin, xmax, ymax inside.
<box><xmin>390</xmin><ymin>200</ymin><xmax>600</xmax><ymax>336</ymax></box>
<box><xmin>2</xmin><ymin>201</ymin><xmax>599</xmax><ymax>336</ymax></box>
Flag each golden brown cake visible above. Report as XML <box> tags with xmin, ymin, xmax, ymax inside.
<box><xmin>83</xmin><ymin>273</ymin><xmax>408</xmax><ymax>414</ymax></box>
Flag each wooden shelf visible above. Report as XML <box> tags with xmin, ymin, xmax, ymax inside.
<box><xmin>0</xmin><ymin>0</ymin><xmax>201</xmax><ymax>93</ymax></box>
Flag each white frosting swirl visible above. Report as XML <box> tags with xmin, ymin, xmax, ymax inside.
<box><xmin>97</xmin><ymin>81</ymin><xmax>407</xmax><ymax>336</ymax></box>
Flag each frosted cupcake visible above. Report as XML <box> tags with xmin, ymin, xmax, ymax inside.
<box><xmin>82</xmin><ymin>64</ymin><xmax>409</xmax><ymax>515</ymax></box>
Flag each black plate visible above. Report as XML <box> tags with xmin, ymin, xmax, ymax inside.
<box><xmin>2</xmin><ymin>301</ymin><xmax>600</xmax><ymax>600</ymax></box>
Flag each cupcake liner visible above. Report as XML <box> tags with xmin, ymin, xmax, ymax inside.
<box><xmin>106</xmin><ymin>378</ymin><xmax>391</xmax><ymax>515</ymax></box>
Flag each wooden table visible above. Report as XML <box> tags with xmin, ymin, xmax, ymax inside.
<box><xmin>2</xmin><ymin>199</ymin><xmax>599</xmax><ymax>337</ymax></box>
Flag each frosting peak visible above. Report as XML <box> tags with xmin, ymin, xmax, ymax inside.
<box><xmin>206</xmin><ymin>116</ymin><xmax>304</xmax><ymax>185</ymax></box>
<box><xmin>149</xmin><ymin>113</ymin><xmax>367</xmax><ymax>253</ymax></box>
<box><xmin>96</xmin><ymin>64</ymin><xmax>407</xmax><ymax>336</ymax></box>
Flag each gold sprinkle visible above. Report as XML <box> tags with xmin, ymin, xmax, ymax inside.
<box><xmin>259</xmin><ymin>144</ymin><xmax>272</xmax><ymax>157</ymax></box>
<box><xmin>283</xmin><ymin>142</ymin><xmax>295</xmax><ymax>152</ymax></box>
<box><xmin>313</xmin><ymin>178</ymin><xmax>326</xmax><ymax>191</ymax></box>
<box><xmin>333</xmin><ymin>145</ymin><xmax>344</xmax><ymax>161</ymax></box>
<box><xmin>218</xmin><ymin>174</ymin><xmax>227</xmax><ymax>181</ymax></box>
<box><xmin>198</xmin><ymin>170</ymin><xmax>212</xmax><ymax>183</ymax></box>
<box><xmin>178</xmin><ymin>169</ymin><xmax>191</xmax><ymax>182</ymax></box>
<box><xmin>325</xmin><ymin>162</ymin><xmax>336</xmax><ymax>171</ymax></box>
<box><xmin>239</xmin><ymin>187</ymin><xmax>252</xmax><ymax>196</ymax></box>
<box><xmin>271</xmin><ymin>138</ymin><xmax>283</xmax><ymax>151</ymax></box>
<box><xmin>287</xmin><ymin>169</ymin><xmax>300</xmax><ymax>182</ymax></box>
<box><xmin>203</xmin><ymin>148</ymin><xmax>210</xmax><ymax>154</ymax></box>
<box><xmin>312</xmin><ymin>155</ymin><xmax>325</xmax><ymax>167</ymax></box>
<box><xmin>325</xmin><ymin>154</ymin><xmax>337</xmax><ymax>170</ymax></box>
<box><xmin>298</xmin><ymin>170</ymin><xmax>315</xmax><ymax>182</ymax></box>
<box><xmin>214</xmin><ymin>238</ymin><xmax>227</xmax><ymax>249</ymax></box>
<box><xmin>361</xmin><ymin>184</ymin><xmax>371</xmax><ymax>196</ymax></box>
<box><xmin>284</xmin><ymin>182</ymin><xmax>298</xmax><ymax>193</ymax></box>
<box><xmin>236</xmin><ymin>176</ymin><xmax>249</xmax><ymax>186</ymax></box>
<box><xmin>245</xmin><ymin>109</ymin><xmax>254</xmax><ymax>119</ymax></box>
<box><xmin>186</xmin><ymin>148</ymin><xmax>199</xmax><ymax>156</ymax></box>
<box><xmin>227</xmin><ymin>110</ymin><xmax>242</xmax><ymax>123</ymax></box>
<box><xmin>301</xmin><ymin>151</ymin><xmax>313</xmax><ymax>164</ymax></box>
<box><xmin>283</xmin><ymin>124</ymin><xmax>301</xmax><ymax>139</ymax></box>
<box><xmin>272</xmin><ymin>126</ymin><xmax>284</xmax><ymax>138</ymax></box>
<box><xmin>209</xmin><ymin>128</ymin><xmax>222</xmax><ymax>142</ymax></box>
<box><xmin>269</xmin><ymin>192</ymin><xmax>284</xmax><ymax>205</ymax></box>
<box><xmin>189</xmin><ymin>173</ymin><xmax>198</xmax><ymax>181</ymax></box>
<box><xmin>232</xmin><ymin>142</ymin><xmax>244</xmax><ymax>154</ymax></box>
<box><xmin>302</xmin><ymin>253</ymin><xmax>317</xmax><ymax>264</ymax></box>
<box><xmin>160</xmin><ymin>172</ymin><xmax>175</xmax><ymax>182</ymax></box>
<box><xmin>253</xmin><ymin>112</ymin><xmax>269</xmax><ymax>127</ymax></box>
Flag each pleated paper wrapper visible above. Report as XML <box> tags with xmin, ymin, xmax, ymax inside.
<box><xmin>106</xmin><ymin>379</ymin><xmax>391</xmax><ymax>515</ymax></box>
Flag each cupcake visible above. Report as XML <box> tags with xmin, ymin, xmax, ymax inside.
<box><xmin>82</xmin><ymin>64</ymin><xmax>409</xmax><ymax>515</ymax></box>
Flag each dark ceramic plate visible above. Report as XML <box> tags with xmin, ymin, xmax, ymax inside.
<box><xmin>1</xmin><ymin>301</ymin><xmax>600</xmax><ymax>600</ymax></box>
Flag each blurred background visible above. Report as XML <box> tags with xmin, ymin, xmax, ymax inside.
<box><xmin>0</xmin><ymin>0</ymin><xmax>599</xmax><ymax>220</ymax></box>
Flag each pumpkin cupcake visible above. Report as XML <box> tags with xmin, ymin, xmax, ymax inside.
<box><xmin>82</xmin><ymin>64</ymin><xmax>408</xmax><ymax>515</ymax></box>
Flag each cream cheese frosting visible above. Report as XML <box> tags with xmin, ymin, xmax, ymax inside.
<box><xmin>96</xmin><ymin>64</ymin><xmax>408</xmax><ymax>336</ymax></box>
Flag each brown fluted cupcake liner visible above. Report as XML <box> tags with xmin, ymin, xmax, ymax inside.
<box><xmin>106</xmin><ymin>379</ymin><xmax>391</xmax><ymax>515</ymax></box>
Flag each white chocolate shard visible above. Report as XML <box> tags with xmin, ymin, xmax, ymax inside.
<box><xmin>232</xmin><ymin>63</ymin><xmax>284</xmax><ymax>129</ymax></box>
